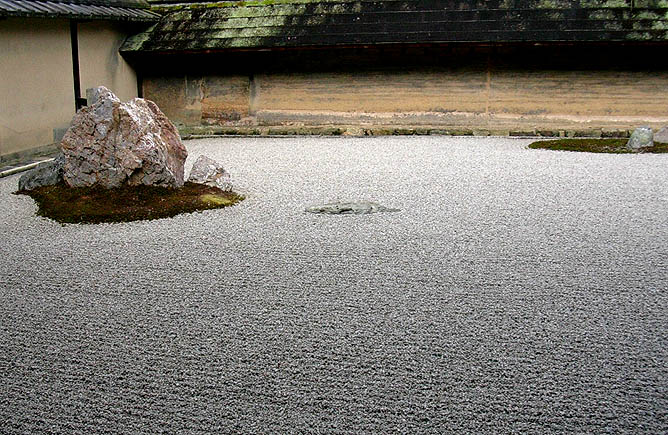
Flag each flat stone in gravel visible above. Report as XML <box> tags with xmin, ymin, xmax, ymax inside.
<box><xmin>306</xmin><ymin>200</ymin><xmax>399</xmax><ymax>214</ymax></box>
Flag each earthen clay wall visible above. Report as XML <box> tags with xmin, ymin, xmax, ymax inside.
<box><xmin>143</xmin><ymin>68</ymin><xmax>668</xmax><ymax>135</ymax></box>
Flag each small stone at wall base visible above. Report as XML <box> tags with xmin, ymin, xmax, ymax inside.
<box><xmin>187</xmin><ymin>155</ymin><xmax>233</xmax><ymax>191</ymax></box>
<box><xmin>654</xmin><ymin>126</ymin><xmax>668</xmax><ymax>143</ymax></box>
<box><xmin>18</xmin><ymin>154</ymin><xmax>64</xmax><ymax>191</ymax></box>
<box><xmin>626</xmin><ymin>126</ymin><xmax>653</xmax><ymax>149</ymax></box>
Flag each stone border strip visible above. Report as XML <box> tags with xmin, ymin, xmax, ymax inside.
<box><xmin>179</xmin><ymin>125</ymin><xmax>635</xmax><ymax>139</ymax></box>
<box><xmin>0</xmin><ymin>127</ymin><xmax>637</xmax><ymax>176</ymax></box>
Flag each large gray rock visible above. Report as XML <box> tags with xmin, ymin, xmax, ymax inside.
<box><xmin>654</xmin><ymin>126</ymin><xmax>668</xmax><ymax>143</ymax></box>
<box><xmin>187</xmin><ymin>155</ymin><xmax>233</xmax><ymax>191</ymax></box>
<box><xmin>626</xmin><ymin>126</ymin><xmax>653</xmax><ymax>150</ymax></box>
<box><xmin>61</xmin><ymin>86</ymin><xmax>187</xmax><ymax>188</ymax></box>
<box><xmin>18</xmin><ymin>154</ymin><xmax>65</xmax><ymax>191</ymax></box>
<box><xmin>306</xmin><ymin>201</ymin><xmax>400</xmax><ymax>215</ymax></box>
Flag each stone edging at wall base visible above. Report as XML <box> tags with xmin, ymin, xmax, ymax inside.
<box><xmin>0</xmin><ymin>142</ymin><xmax>60</xmax><ymax>167</ymax></box>
<box><xmin>0</xmin><ymin>126</ymin><xmax>641</xmax><ymax>177</ymax></box>
<box><xmin>179</xmin><ymin>125</ymin><xmax>635</xmax><ymax>140</ymax></box>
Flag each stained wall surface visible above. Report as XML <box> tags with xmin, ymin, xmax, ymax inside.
<box><xmin>143</xmin><ymin>68</ymin><xmax>668</xmax><ymax>132</ymax></box>
<box><xmin>143</xmin><ymin>76</ymin><xmax>250</xmax><ymax>127</ymax></box>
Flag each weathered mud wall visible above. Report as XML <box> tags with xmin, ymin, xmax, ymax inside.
<box><xmin>143</xmin><ymin>76</ymin><xmax>250</xmax><ymax>126</ymax></box>
<box><xmin>143</xmin><ymin>67</ymin><xmax>668</xmax><ymax>134</ymax></box>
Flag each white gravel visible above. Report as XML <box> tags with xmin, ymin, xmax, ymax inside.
<box><xmin>1</xmin><ymin>136</ymin><xmax>666</xmax><ymax>433</ymax></box>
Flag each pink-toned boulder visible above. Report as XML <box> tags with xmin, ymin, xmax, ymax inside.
<box><xmin>61</xmin><ymin>86</ymin><xmax>187</xmax><ymax>188</ymax></box>
<box><xmin>187</xmin><ymin>155</ymin><xmax>233</xmax><ymax>191</ymax></box>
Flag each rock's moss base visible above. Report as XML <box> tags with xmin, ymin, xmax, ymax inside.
<box><xmin>528</xmin><ymin>138</ymin><xmax>668</xmax><ymax>153</ymax></box>
<box><xmin>15</xmin><ymin>182</ymin><xmax>244</xmax><ymax>224</ymax></box>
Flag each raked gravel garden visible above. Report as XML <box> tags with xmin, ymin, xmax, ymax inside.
<box><xmin>1</xmin><ymin>136</ymin><xmax>666</xmax><ymax>433</ymax></box>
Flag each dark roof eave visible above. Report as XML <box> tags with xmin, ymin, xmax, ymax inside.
<box><xmin>121</xmin><ymin>39</ymin><xmax>668</xmax><ymax>56</ymax></box>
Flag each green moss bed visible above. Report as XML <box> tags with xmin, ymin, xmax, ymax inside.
<box><xmin>528</xmin><ymin>138</ymin><xmax>668</xmax><ymax>153</ymax></box>
<box><xmin>15</xmin><ymin>182</ymin><xmax>244</xmax><ymax>224</ymax></box>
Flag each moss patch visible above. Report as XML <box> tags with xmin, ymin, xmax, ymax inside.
<box><xmin>528</xmin><ymin>138</ymin><xmax>668</xmax><ymax>153</ymax></box>
<box><xmin>15</xmin><ymin>182</ymin><xmax>244</xmax><ymax>224</ymax></box>
<box><xmin>199</xmin><ymin>193</ymin><xmax>236</xmax><ymax>206</ymax></box>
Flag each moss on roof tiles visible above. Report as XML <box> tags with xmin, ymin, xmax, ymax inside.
<box><xmin>152</xmin><ymin>0</ymin><xmax>346</xmax><ymax>12</ymax></box>
<box><xmin>121</xmin><ymin>0</ymin><xmax>668</xmax><ymax>52</ymax></box>
<box><xmin>148</xmin><ymin>0</ymin><xmax>668</xmax><ymax>7</ymax></box>
<box><xmin>121</xmin><ymin>23</ymin><xmax>157</xmax><ymax>51</ymax></box>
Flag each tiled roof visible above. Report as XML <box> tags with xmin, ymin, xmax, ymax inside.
<box><xmin>0</xmin><ymin>0</ymin><xmax>160</xmax><ymax>21</ymax></box>
<box><xmin>121</xmin><ymin>0</ymin><xmax>668</xmax><ymax>53</ymax></box>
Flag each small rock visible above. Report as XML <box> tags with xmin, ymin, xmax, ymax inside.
<box><xmin>654</xmin><ymin>126</ymin><xmax>668</xmax><ymax>143</ymax></box>
<box><xmin>187</xmin><ymin>155</ymin><xmax>233</xmax><ymax>191</ymax></box>
<box><xmin>306</xmin><ymin>201</ymin><xmax>400</xmax><ymax>215</ymax></box>
<box><xmin>61</xmin><ymin>86</ymin><xmax>187</xmax><ymax>189</ymax></box>
<box><xmin>626</xmin><ymin>126</ymin><xmax>653</xmax><ymax>150</ymax></box>
<box><xmin>18</xmin><ymin>154</ymin><xmax>65</xmax><ymax>191</ymax></box>
<box><xmin>86</xmin><ymin>86</ymin><xmax>117</xmax><ymax>106</ymax></box>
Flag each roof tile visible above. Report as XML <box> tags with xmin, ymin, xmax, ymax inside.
<box><xmin>0</xmin><ymin>0</ymin><xmax>160</xmax><ymax>20</ymax></box>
